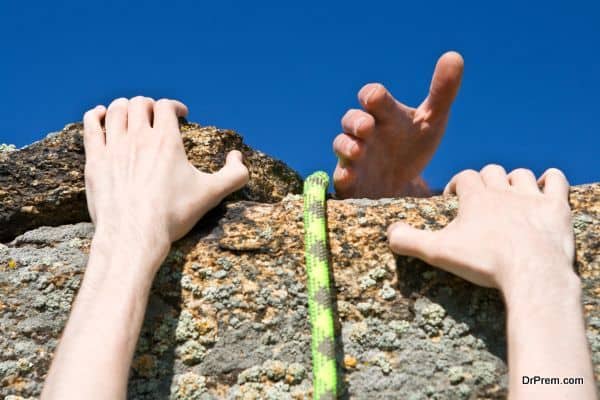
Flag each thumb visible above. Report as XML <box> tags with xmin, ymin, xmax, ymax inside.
<box><xmin>417</xmin><ymin>51</ymin><xmax>464</xmax><ymax>122</ymax></box>
<box><xmin>387</xmin><ymin>222</ymin><xmax>439</xmax><ymax>263</ymax></box>
<box><xmin>211</xmin><ymin>150</ymin><xmax>250</xmax><ymax>197</ymax></box>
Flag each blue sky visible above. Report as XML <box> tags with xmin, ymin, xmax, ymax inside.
<box><xmin>1</xmin><ymin>1</ymin><xmax>598</xmax><ymax>189</ymax></box>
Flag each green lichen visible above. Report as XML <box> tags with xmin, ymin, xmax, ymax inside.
<box><xmin>170</xmin><ymin>372</ymin><xmax>207</xmax><ymax>400</ymax></box>
<box><xmin>448</xmin><ymin>366</ymin><xmax>465</xmax><ymax>384</ymax></box>
<box><xmin>379</xmin><ymin>283</ymin><xmax>396</xmax><ymax>300</ymax></box>
<box><xmin>369</xmin><ymin>267</ymin><xmax>388</xmax><ymax>281</ymax></box>
<box><xmin>0</xmin><ymin>143</ymin><xmax>16</xmax><ymax>152</ymax></box>
<box><xmin>359</xmin><ymin>275</ymin><xmax>377</xmax><ymax>290</ymax></box>
<box><xmin>176</xmin><ymin>340</ymin><xmax>206</xmax><ymax>366</ymax></box>
<box><xmin>286</xmin><ymin>363</ymin><xmax>306</xmax><ymax>384</ymax></box>
<box><xmin>238</xmin><ymin>365</ymin><xmax>263</xmax><ymax>384</ymax></box>
<box><xmin>389</xmin><ymin>320</ymin><xmax>410</xmax><ymax>336</ymax></box>
<box><xmin>373</xmin><ymin>353</ymin><xmax>392</xmax><ymax>375</ymax></box>
<box><xmin>263</xmin><ymin>360</ymin><xmax>286</xmax><ymax>381</ymax></box>
<box><xmin>422</xmin><ymin>303</ymin><xmax>446</xmax><ymax>327</ymax></box>
<box><xmin>175</xmin><ymin>310</ymin><xmax>199</xmax><ymax>342</ymax></box>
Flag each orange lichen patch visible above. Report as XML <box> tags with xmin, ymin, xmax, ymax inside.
<box><xmin>20</xmin><ymin>205</ymin><xmax>40</xmax><ymax>214</ymax></box>
<box><xmin>430</xmin><ymin>335</ymin><xmax>442</xmax><ymax>343</ymax></box>
<box><xmin>196</xmin><ymin>316</ymin><xmax>217</xmax><ymax>336</ymax></box>
<box><xmin>344</xmin><ymin>355</ymin><xmax>358</xmax><ymax>369</ymax></box>
<box><xmin>4</xmin><ymin>375</ymin><xmax>28</xmax><ymax>391</ymax></box>
<box><xmin>51</xmin><ymin>274</ymin><xmax>68</xmax><ymax>288</ymax></box>
<box><xmin>132</xmin><ymin>354</ymin><xmax>156</xmax><ymax>378</ymax></box>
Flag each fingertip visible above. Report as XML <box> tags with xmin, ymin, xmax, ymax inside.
<box><xmin>425</xmin><ymin>51</ymin><xmax>464</xmax><ymax>119</ymax></box>
<box><xmin>442</xmin><ymin>182</ymin><xmax>452</xmax><ymax>196</ymax></box>
<box><xmin>538</xmin><ymin>167</ymin><xmax>570</xmax><ymax>199</ymax></box>
<box><xmin>171</xmin><ymin>99</ymin><xmax>189</xmax><ymax>117</ymax></box>
<box><xmin>386</xmin><ymin>221</ymin><xmax>404</xmax><ymax>239</ymax></box>
<box><xmin>439</xmin><ymin>51</ymin><xmax>465</xmax><ymax>71</ymax></box>
<box><xmin>224</xmin><ymin>150</ymin><xmax>249</xmax><ymax>188</ymax></box>
<box><xmin>332</xmin><ymin>133</ymin><xmax>363</xmax><ymax>161</ymax></box>
<box><xmin>225</xmin><ymin>150</ymin><xmax>246</xmax><ymax>171</ymax></box>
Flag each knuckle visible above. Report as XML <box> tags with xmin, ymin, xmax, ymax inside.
<box><xmin>511</xmin><ymin>167</ymin><xmax>532</xmax><ymax>175</ymax></box>
<box><xmin>480</xmin><ymin>163</ymin><xmax>505</xmax><ymax>173</ymax></box>
<box><xmin>83</xmin><ymin>110</ymin><xmax>93</xmax><ymax>122</ymax></box>
<box><xmin>332</xmin><ymin>134</ymin><xmax>346</xmax><ymax>151</ymax></box>
<box><xmin>456</xmin><ymin>169</ymin><xmax>479</xmax><ymax>181</ymax></box>
<box><xmin>155</xmin><ymin>98</ymin><xmax>172</xmax><ymax>108</ymax></box>
<box><xmin>109</xmin><ymin>97</ymin><xmax>128</xmax><ymax>109</ymax></box>
<box><xmin>544</xmin><ymin>167</ymin><xmax>567</xmax><ymax>180</ymax></box>
<box><xmin>129</xmin><ymin>95</ymin><xmax>146</xmax><ymax>103</ymax></box>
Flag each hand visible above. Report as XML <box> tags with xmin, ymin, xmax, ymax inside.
<box><xmin>387</xmin><ymin>164</ymin><xmax>577</xmax><ymax>298</ymax></box>
<box><xmin>83</xmin><ymin>97</ymin><xmax>249</xmax><ymax>253</ymax></box>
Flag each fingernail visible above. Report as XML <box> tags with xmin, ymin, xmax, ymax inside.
<box><xmin>364</xmin><ymin>85</ymin><xmax>380</xmax><ymax>105</ymax></box>
<box><xmin>386</xmin><ymin>224</ymin><xmax>397</xmax><ymax>237</ymax></box>
<box><xmin>354</xmin><ymin>117</ymin><xmax>366</xmax><ymax>135</ymax></box>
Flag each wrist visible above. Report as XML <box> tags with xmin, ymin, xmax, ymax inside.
<box><xmin>89</xmin><ymin>225</ymin><xmax>171</xmax><ymax>279</ymax></box>
<box><xmin>93</xmin><ymin>220</ymin><xmax>171</xmax><ymax>257</ymax></box>
<box><xmin>502</xmin><ymin>264</ymin><xmax>582</xmax><ymax>314</ymax></box>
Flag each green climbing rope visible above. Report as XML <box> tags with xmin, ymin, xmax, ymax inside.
<box><xmin>303</xmin><ymin>171</ymin><xmax>337</xmax><ymax>400</ymax></box>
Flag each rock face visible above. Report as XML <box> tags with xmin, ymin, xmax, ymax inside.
<box><xmin>0</xmin><ymin>122</ymin><xmax>303</xmax><ymax>242</ymax></box>
<box><xmin>0</xmin><ymin>124</ymin><xmax>599</xmax><ymax>399</ymax></box>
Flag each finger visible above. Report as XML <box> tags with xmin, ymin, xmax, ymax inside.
<box><xmin>209</xmin><ymin>150</ymin><xmax>250</xmax><ymax>197</ymax></box>
<box><xmin>357</xmin><ymin>83</ymin><xmax>412</xmax><ymax>121</ymax></box>
<box><xmin>480</xmin><ymin>164</ymin><xmax>509</xmax><ymax>189</ymax></box>
<box><xmin>153</xmin><ymin>98</ymin><xmax>189</xmax><ymax>133</ymax></box>
<box><xmin>508</xmin><ymin>168</ymin><xmax>540</xmax><ymax>194</ymax></box>
<box><xmin>332</xmin><ymin>133</ymin><xmax>363</xmax><ymax>161</ymax></box>
<box><xmin>128</xmin><ymin>96</ymin><xmax>154</xmax><ymax>131</ymax></box>
<box><xmin>418</xmin><ymin>51</ymin><xmax>464</xmax><ymax>122</ymax></box>
<box><xmin>443</xmin><ymin>169</ymin><xmax>483</xmax><ymax>196</ymax></box>
<box><xmin>388</xmin><ymin>222</ymin><xmax>440</xmax><ymax>264</ymax></box>
<box><xmin>83</xmin><ymin>105</ymin><xmax>106</xmax><ymax>160</ymax></box>
<box><xmin>105</xmin><ymin>98</ymin><xmax>129</xmax><ymax>143</ymax></box>
<box><xmin>538</xmin><ymin>168</ymin><xmax>570</xmax><ymax>200</ymax></box>
<box><xmin>341</xmin><ymin>109</ymin><xmax>375</xmax><ymax>139</ymax></box>
<box><xmin>333</xmin><ymin>164</ymin><xmax>356</xmax><ymax>197</ymax></box>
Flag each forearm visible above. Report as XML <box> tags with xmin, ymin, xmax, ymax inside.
<box><xmin>41</xmin><ymin>231</ymin><xmax>169</xmax><ymax>400</ymax></box>
<box><xmin>504</xmin><ymin>270</ymin><xmax>596</xmax><ymax>400</ymax></box>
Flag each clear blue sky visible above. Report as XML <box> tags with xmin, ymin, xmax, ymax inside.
<box><xmin>1</xmin><ymin>1</ymin><xmax>598</xmax><ymax>188</ymax></box>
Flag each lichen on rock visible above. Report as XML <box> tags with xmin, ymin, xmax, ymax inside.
<box><xmin>0</xmin><ymin>123</ymin><xmax>598</xmax><ymax>399</ymax></box>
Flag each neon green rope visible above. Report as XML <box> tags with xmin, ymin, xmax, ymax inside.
<box><xmin>303</xmin><ymin>171</ymin><xmax>337</xmax><ymax>400</ymax></box>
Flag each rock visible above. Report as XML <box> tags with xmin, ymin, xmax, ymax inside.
<box><xmin>1</xmin><ymin>182</ymin><xmax>598</xmax><ymax>399</ymax></box>
<box><xmin>1</xmin><ymin>122</ymin><xmax>599</xmax><ymax>398</ymax></box>
<box><xmin>0</xmin><ymin>122</ymin><xmax>302</xmax><ymax>242</ymax></box>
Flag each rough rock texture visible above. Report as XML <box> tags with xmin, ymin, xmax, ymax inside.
<box><xmin>0</xmin><ymin>122</ymin><xmax>302</xmax><ymax>242</ymax></box>
<box><xmin>1</xmin><ymin>123</ymin><xmax>599</xmax><ymax>399</ymax></box>
<box><xmin>1</xmin><ymin>181</ymin><xmax>599</xmax><ymax>399</ymax></box>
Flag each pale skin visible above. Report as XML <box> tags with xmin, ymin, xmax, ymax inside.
<box><xmin>333</xmin><ymin>51</ymin><xmax>464</xmax><ymax>198</ymax></box>
<box><xmin>43</xmin><ymin>55</ymin><xmax>595</xmax><ymax>398</ymax></box>
<box><xmin>388</xmin><ymin>165</ymin><xmax>596</xmax><ymax>399</ymax></box>
<box><xmin>41</xmin><ymin>97</ymin><xmax>249</xmax><ymax>399</ymax></box>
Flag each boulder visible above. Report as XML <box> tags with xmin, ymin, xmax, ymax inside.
<box><xmin>0</xmin><ymin>122</ymin><xmax>303</xmax><ymax>242</ymax></box>
<box><xmin>0</xmin><ymin>124</ymin><xmax>598</xmax><ymax>399</ymax></box>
